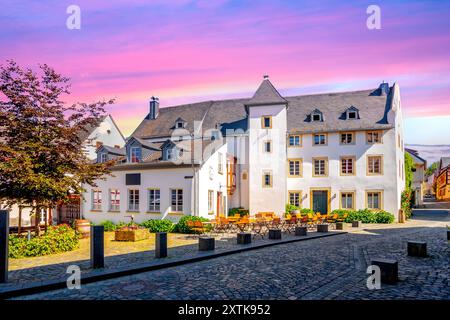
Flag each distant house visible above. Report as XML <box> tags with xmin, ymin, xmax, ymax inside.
<box><xmin>435</xmin><ymin>157</ymin><xmax>450</xmax><ymax>201</ymax></box>
<box><xmin>81</xmin><ymin>77</ymin><xmax>406</xmax><ymax>224</ymax></box>
<box><xmin>405</xmin><ymin>148</ymin><xmax>427</xmax><ymax>206</ymax></box>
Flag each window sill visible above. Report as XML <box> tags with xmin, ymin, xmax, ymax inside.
<box><xmin>168</xmin><ymin>212</ymin><xmax>184</xmax><ymax>216</ymax></box>
<box><xmin>125</xmin><ymin>210</ymin><xmax>140</xmax><ymax>213</ymax></box>
<box><xmin>146</xmin><ymin>211</ymin><xmax>161</xmax><ymax>214</ymax></box>
<box><xmin>90</xmin><ymin>210</ymin><xmax>102</xmax><ymax>212</ymax></box>
<box><xmin>107</xmin><ymin>210</ymin><xmax>120</xmax><ymax>213</ymax></box>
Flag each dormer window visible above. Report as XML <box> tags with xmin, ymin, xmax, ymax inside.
<box><xmin>311</xmin><ymin>109</ymin><xmax>323</xmax><ymax>122</ymax></box>
<box><xmin>100</xmin><ymin>153</ymin><xmax>107</xmax><ymax>163</ymax></box>
<box><xmin>176</xmin><ymin>122</ymin><xmax>183</xmax><ymax>129</ymax></box>
<box><xmin>345</xmin><ymin>107</ymin><xmax>359</xmax><ymax>120</ymax></box>
<box><xmin>130</xmin><ymin>147</ymin><xmax>141</xmax><ymax>163</ymax></box>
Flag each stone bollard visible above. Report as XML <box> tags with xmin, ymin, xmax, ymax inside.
<box><xmin>352</xmin><ymin>221</ymin><xmax>362</xmax><ymax>228</ymax></box>
<box><xmin>447</xmin><ymin>230</ymin><xmax>450</xmax><ymax>241</ymax></box>
<box><xmin>371</xmin><ymin>258</ymin><xmax>398</xmax><ymax>284</ymax></box>
<box><xmin>407</xmin><ymin>241</ymin><xmax>427</xmax><ymax>257</ymax></box>
<box><xmin>155</xmin><ymin>232</ymin><xmax>167</xmax><ymax>258</ymax></box>
<box><xmin>268</xmin><ymin>229</ymin><xmax>282</xmax><ymax>240</ymax></box>
<box><xmin>90</xmin><ymin>226</ymin><xmax>104</xmax><ymax>269</ymax></box>
<box><xmin>295</xmin><ymin>226</ymin><xmax>307</xmax><ymax>236</ymax></box>
<box><xmin>335</xmin><ymin>222</ymin><xmax>344</xmax><ymax>230</ymax></box>
<box><xmin>316</xmin><ymin>224</ymin><xmax>328</xmax><ymax>233</ymax></box>
<box><xmin>237</xmin><ymin>232</ymin><xmax>251</xmax><ymax>244</ymax></box>
<box><xmin>0</xmin><ymin>210</ymin><xmax>9</xmax><ymax>283</ymax></box>
<box><xmin>199</xmin><ymin>237</ymin><xmax>215</xmax><ymax>251</ymax></box>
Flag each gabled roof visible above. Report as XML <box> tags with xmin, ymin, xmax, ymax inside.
<box><xmin>97</xmin><ymin>144</ymin><xmax>126</xmax><ymax>156</ymax></box>
<box><xmin>245</xmin><ymin>77</ymin><xmax>287</xmax><ymax>106</ymax></box>
<box><xmin>440</xmin><ymin>157</ymin><xmax>450</xmax><ymax>170</ymax></box>
<box><xmin>405</xmin><ymin>148</ymin><xmax>427</xmax><ymax>166</ymax></box>
<box><xmin>126</xmin><ymin>136</ymin><xmax>161</xmax><ymax>150</ymax></box>
<box><xmin>131</xmin><ymin>80</ymin><xmax>395</xmax><ymax>139</ymax></box>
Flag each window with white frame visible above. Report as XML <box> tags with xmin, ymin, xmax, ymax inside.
<box><xmin>217</xmin><ymin>152</ymin><xmax>223</xmax><ymax>174</ymax></box>
<box><xmin>92</xmin><ymin>189</ymin><xmax>102</xmax><ymax>210</ymax></box>
<box><xmin>262</xmin><ymin>171</ymin><xmax>272</xmax><ymax>188</ymax></box>
<box><xmin>100</xmin><ymin>153</ymin><xmax>107</xmax><ymax>163</ymax></box>
<box><xmin>366</xmin><ymin>131</ymin><xmax>382</xmax><ymax>144</ymax></box>
<box><xmin>341</xmin><ymin>192</ymin><xmax>354</xmax><ymax>209</ymax></box>
<box><xmin>341</xmin><ymin>157</ymin><xmax>355</xmax><ymax>175</ymax></box>
<box><xmin>130</xmin><ymin>147</ymin><xmax>141</xmax><ymax>163</ymax></box>
<box><xmin>313</xmin><ymin>133</ymin><xmax>327</xmax><ymax>145</ymax></box>
<box><xmin>171</xmin><ymin>189</ymin><xmax>183</xmax><ymax>212</ymax></box>
<box><xmin>289</xmin><ymin>191</ymin><xmax>301</xmax><ymax>207</ymax></box>
<box><xmin>289</xmin><ymin>135</ymin><xmax>301</xmax><ymax>147</ymax></box>
<box><xmin>128</xmin><ymin>189</ymin><xmax>139</xmax><ymax>211</ymax></box>
<box><xmin>340</xmin><ymin>132</ymin><xmax>354</xmax><ymax>144</ymax></box>
<box><xmin>208</xmin><ymin>190</ymin><xmax>214</xmax><ymax>214</ymax></box>
<box><xmin>367</xmin><ymin>156</ymin><xmax>383</xmax><ymax>175</ymax></box>
<box><xmin>288</xmin><ymin>159</ymin><xmax>302</xmax><ymax>176</ymax></box>
<box><xmin>313</xmin><ymin>158</ymin><xmax>328</xmax><ymax>176</ymax></box>
<box><xmin>264</xmin><ymin>141</ymin><xmax>272</xmax><ymax>153</ymax></box>
<box><xmin>367</xmin><ymin>191</ymin><xmax>382</xmax><ymax>210</ymax></box>
<box><xmin>109</xmin><ymin>189</ymin><xmax>120</xmax><ymax>211</ymax></box>
<box><xmin>148</xmin><ymin>189</ymin><xmax>160</xmax><ymax>212</ymax></box>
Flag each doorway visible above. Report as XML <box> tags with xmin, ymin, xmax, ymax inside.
<box><xmin>311</xmin><ymin>190</ymin><xmax>329</xmax><ymax>214</ymax></box>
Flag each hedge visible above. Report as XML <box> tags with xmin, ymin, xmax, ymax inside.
<box><xmin>9</xmin><ymin>225</ymin><xmax>80</xmax><ymax>258</ymax></box>
<box><xmin>331</xmin><ymin>209</ymin><xmax>394</xmax><ymax>224</ymax></box>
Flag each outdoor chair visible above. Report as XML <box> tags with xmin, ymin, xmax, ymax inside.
<box><xmin>283</xmin><ymin>216</ymin><xmax>297</xmax><ymax>233</ymax></box>
<box><xmin>336</xmin><ymin>213</ymin><xmax>348</xmax><ymax>222</ymax></box>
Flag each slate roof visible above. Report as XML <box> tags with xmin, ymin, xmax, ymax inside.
<box><xmin>405</xmin><ymin>148</ymin><xmax>427</xmax><ymax>166</ymax></box>
<box><xmin>440</xmin><ymin>157</ymin><xmax>450</xmax><ymax>170</ymax></box>
<box><xmin>98</xmin><ymin>145</ymin><xmax>126</xmax><ymax>156</ymax></box>
<box><xmin>245</xmin><ymin>77</ymin><xmax>287</xmax><ymax>106</ymax></box>
<box><xmin>132</xmin><ymin>80</ymin><xmax>394</xmax><ymax>139</ymax></box>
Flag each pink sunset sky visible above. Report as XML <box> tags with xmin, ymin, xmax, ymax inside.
<box><xmin>1</xmin><ymin>0</ymin><xmax>450</xmax><ymax>144</ymax></box>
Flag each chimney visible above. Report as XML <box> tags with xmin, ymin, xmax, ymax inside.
<box><xmin>149</xmin><ymin>96</ymin><xmax>159</xmax><ymax>119</ymax></box>
<box><xmin>379</xmin><ymin>81</ymin><xmax>390</xmax><ymax>96</ymax></box>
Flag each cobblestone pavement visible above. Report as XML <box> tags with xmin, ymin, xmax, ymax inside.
<box><xmin>3</xmin><ymin>227</ymin><xmax>337</xmax><ymax>288</ymax></box>
<box><xmin>14</xmin><ymin>210</ymin><xmax>450</xmax><ymax>300</ymax></box>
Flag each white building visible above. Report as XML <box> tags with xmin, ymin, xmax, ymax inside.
<box><xmin>405</xmin><ymin>148</ymin><xmax>427</xmax><ymax>207</ymax></box>
<box><xmin>82</xmin><ymin>78</ymin><xmax>406</xmax><ymax>224</ymax></box>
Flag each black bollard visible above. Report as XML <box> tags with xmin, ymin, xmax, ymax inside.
<box><xmin>0</xmin><ymin>210</ymin><xmax>9</xmax><ymax>283</ymax></box>
<box><xmin>155</xmin><ymin>232</ymin><xmax>168</xmax><ymax>258</ymax></box>
<box><xmin>90</xmin><ymin>225</ymin><xmax>104</xmax><ymax>268</ymax></box>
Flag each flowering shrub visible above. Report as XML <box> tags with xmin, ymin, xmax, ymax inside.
<box><xmin>9</xmin><ymin>225</ymin><xmax>80</xmax><ymax>258</ymax></box>
<box><xmin>401</xmin><ymin>189</ymin><xmax>413</xmax><ymax>219</ymax></box>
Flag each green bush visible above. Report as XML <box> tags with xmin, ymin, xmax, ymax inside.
<box><xmin>140</xmin><ymin>219</ymin><xmax>174</xmax><ymax>233</ymax></box>
<box><xmin>401</xmin><ymin>189</ymin><xmax>413</xmax><ymax>219</ymax></box>
<box><xmin>228</xmin><ymin>207</ymin><xmax>249</xmax><ymax>217</ymax></box>
<box><xmin>343</xmin><ymin>209</ymin><xmax>394</xmax><ymax>224</ymax></box>
<box><xmin>9</xmin><ymin>224</ymin><xmax>80</xmax><ymax>259</ymax></box>
<box><xmin>99</xmin><ymin>220</ymin><xmax>117</xmax><ymax>232</ymax></box>
<box><xmin>330</xmin><ymin>209</ymin><xmax>354</xmax><ymax>217</ymax></box>
<box><xmin>174</xmin><ymin>216</ymin><xmax>211</xmax><ymax>234</ymax></box>
<box><xmin>299</xmin><ymin>208</ymin><xmax>314</xmax><ymax>215</ymax></box>
<box><xmin>285</xmin><ymin>204</ymin><xmax>299</xmax><ymax>214</ymax></box>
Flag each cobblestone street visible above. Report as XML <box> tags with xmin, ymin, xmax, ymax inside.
<box><xmin>14</xmin><ymin>209</ymin><xmax>450</xmax><ymax>300</ymax></box>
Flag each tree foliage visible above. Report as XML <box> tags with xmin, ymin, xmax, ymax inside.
<box><xmin>425</xmin><ymin>161</ymin><xmax>439</xmax><ymax>177</ymax></box>
<box><xmin>0</xmin><ymin>60</ymin><xmax>114</xmax><ymax>209</ymax></box>
<box><xmin>404</xmin><ymin>152</ymin><xmax>414</xmax><ymax>189</ymax></box>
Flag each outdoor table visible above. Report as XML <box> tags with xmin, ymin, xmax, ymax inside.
<box><xmin>235</xmin><ymin>221</ymin><xmax>249</xmax><ymax>232</ymax></box>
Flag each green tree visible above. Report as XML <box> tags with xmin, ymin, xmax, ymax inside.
<box><xmin>404</xmin><ymin>152</ymin><xmax>414</xmax><ymax>189</ymax></box>
<box><xmin>425</xmin><ymin>161</ymin><xmax>439</xmax><ymax>177</ymax></box>
<box><xmin>0</xmin><ymin>60</ymin><xmax>114</xmax><ymax>233</ymax></box>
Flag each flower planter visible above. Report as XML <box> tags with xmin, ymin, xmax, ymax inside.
<box><xmin>114</xmin><ymin>228</ymin><xmax>150</xmax><ymax>242</ymax></box>
<box><xmin>75</xmin><ymin>219</ymin><xmax>91</xmax><ymax>238</ymax></box>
